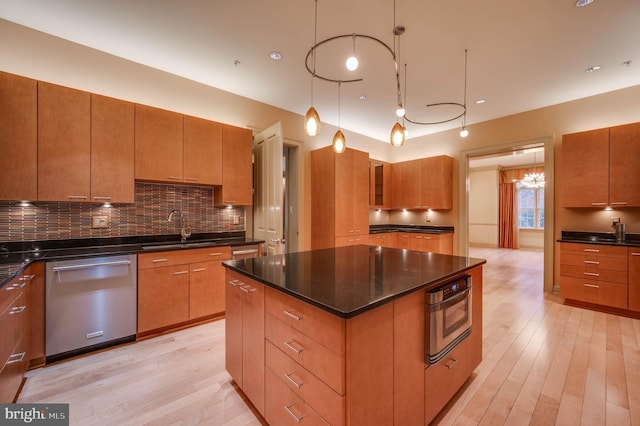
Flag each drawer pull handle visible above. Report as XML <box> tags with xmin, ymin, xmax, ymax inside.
<box><xmin>152</xmin><ymin>258</ymin><xmax>169</xmax><ymax>263</ymax></box>
<box><xmin>584</xmin><ymin>283</ymin><xmax>600</xmax><ymax>288</ymax></box>
<box><xmin>583</xmin><ymin>260</ymin><xmax>599</xmax><ymax>265</ymax></box>
<box><xmin>284</xmin><ymin>340</ymin><xmax>304</xmax><ymax>355</ymax></box>
<box><xmin>284</xmin><ymin>404</ymin><xmax>304</xmax><ymax>423</ymax></box>
<box><xmin>228</xmin><ymin>279</ymin><xmax>243</xmax><ymax>286</ymax></box>
<box><xmin>9</xmin><ymin>306</ymin><xmax>26</xmax><ymax>314</ymax></box>
<box><xmin>168</xmin><ymin>176</ymin><xmax>182</xmax><ymax>180</ymax></box>
<box><xmin>283</xmin><ymin>310</ymin><xmax>302</xmax><ymax>321</ymax></box>
<box><xmin>183</xmin><ymin>178</ymin><xmax>198</xmax><ymax>182</ymax></box>
<box><xmin>19</xmin><ymin>275</ymin><xmax>35</xmax><ymax>281</ymax></box>
<box><xmin>583</xmin><ymin>272</ymin><xmax>599</xmax><ymax>277</ymax></box>
<box><xmin>6</xmin><ymin>352</ymin><xmax>26</xmax><ymax>365</ymax></box>
<box><xmin>6</xmin><ymin>283</ymin><xmax>26</xmax><ymax>291</ymax></box>
<box><xmin>210</xmin><ymin>252</ymin><xmax>223</xmax><ymax>257</ymax></box>
<box><xmin>583</xmin><ymin>249</ymin><xmax>600</xmax><ymax>253</ymax></box>
<box><xmin>191</xmin><ymin>268</ymin><xmax>206</xmax><ymax>272</ymax></box>
<box><xmin>173</xmin><ymin>271</ymin><xmax>189</xmax><ymax>275</ymax></box>
<box><xmin>284</xmin><ymin>372</ymin><xmax>304</xmax><ymax>388</ymax></box>
<box><xmin>632</xmin><ymin>253</ymin><xmax>640</xmax><ymax>256</ymax></box>
<box><xmin>445</xmin><ymin>358</ymin><xmax>458</xmax><ymax>369</ymax></box>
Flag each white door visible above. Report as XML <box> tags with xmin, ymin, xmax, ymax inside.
<box><xmin>253</xmin><ymin>122</ymin><xmax>285</xmax><ymax>255</ymax></box>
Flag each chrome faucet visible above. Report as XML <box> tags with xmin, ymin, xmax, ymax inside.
<box><xmin>168</xmin><ymin>210</ymin><xmax>192</xmax><ymax>243</ymax></box>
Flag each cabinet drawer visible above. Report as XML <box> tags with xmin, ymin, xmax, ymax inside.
<box><xmin>560</xmin><ymin>252</ymin><xmax>627</xmax><ymax>271</ymax></box>
<box><xmin>560</xmin><ymin>276</ymin><xmax>628</xmax><ymax>309</ymax></box>
<box><xmin>1</xmin><ymin>277</ymin><xmax>26</xmax><ymax>314</ymax></box>
<box><xmin>266</xmin><ymin>313</ymin><xmax>345</xmax><ymax>395</ymax></box>
<box><xmin>0</xmin><ymin>292</ymin><xmax>27</xmax><ymax>375</ymax></box>
<box><xmin>138</xmin><ymin>246</ymin><xmax>231</xmax><ymax>269</ymax></box>
<box><xmin>266</xmin><ymin>288</ymin><xmax>345</xmax><ymax>356</ymax></box>
<box><xmin>265</xmin><ymin>368</ymin><xmax>330</xmax><ymax>426</ymax></box>
<box><xmin>266</xmin><ymin>341</ymin><xmax>344</xmax><ymax>425</ymax></box>
<box><xmin>184</xmin><ymin>246</ymin><xmax>231</xmax><ymax>263</ymax></box>
<box><xmin>560</xmin><ymin>264</ymin><xmax>627</xmax><ymax>284</ymax></box>
<box><xmin>0</xmin><ymin>336</ymin><xmax>26</xmax><ymax>403</ymax></box>
<box><xmin>560</xmin><ymin>243</ymin><xmax>627</xmax><ymax>257</ymax></box>
<box><xmin>425</xmin><ymin>337</ymin><xmax>469</xmax><ymax>423</ymax></box>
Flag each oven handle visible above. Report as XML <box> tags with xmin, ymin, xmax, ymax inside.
<box><xmin>440</xmin><ymin>286</ymin><xmax>471</xmax><ymax>307</ymax></box>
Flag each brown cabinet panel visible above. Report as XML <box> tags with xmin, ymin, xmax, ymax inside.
<box><xmin>38</xmin><ymin>82</ymin><xmax>91</xmax><ymax>201</ymax></box>
<box><xmin>401</xmin><ymin>159</ymin><xmax>422</xmax><ymax>208</ymax></box>
<box><xmin>215</xmin><ymin>125</ymin><xmax>253</xmax><ymax>205</ymax></box>
<box><xmin>91</xmin><ymin>94</ymin><xmax>135</xmax><ymax>203</ymax></box>
<box><xmin>0</xmin><ymin>72</ymin><xmax>37</xmax><ymax>201</ymax></box>
<box><xmin>224</xmin><ymin>273</ymin><xmax>244</xmax><ymax>387</ymax></box>
<box><xmin>628</xmin><ymin>249</ymin><xmax>640</xmax><ymax>312</ymax></box>
<box><xmin>421</xmin><ymin>155</ymin><xmax>453</xmax><ymax>209</ymax></box>
<box><xmin>560</xmin><ymin>276</ymin><xmax>628</xmax><ymax>309</ymax></box>
<box><xmin>189</xmin><ymin>261</ymin><xmax>225</xmax><ymax>319</ymax></box>
<box><xmin>26</xmin><ymin>263</ymin><xmax>45</xmax><ymax>369</ymax></box>
<box><xmin>183</xmin><ymin>115</ymin><xmax>223</xmax><ymax>185</ymax></box>
<box><xmin>137</xmin><ymin>265</ymin><xmax>190</xmax><ymax>333</ymax></box>
<box><xmin>134</xmin><ymin>104</ymin><xmax>183</xmax><ymax>183</ymax></box>
<box><xmin>609</xmin><ymin>122</ymin><xmax>640</xmax><ymax>207</ymax></box>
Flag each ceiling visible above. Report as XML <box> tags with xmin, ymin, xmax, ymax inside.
<box><xmin>1</xmin><ymin>0</ymin><xmax>639</xmax><ymax>142</ymax></box>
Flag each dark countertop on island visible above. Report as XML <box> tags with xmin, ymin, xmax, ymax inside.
<box><xmin>558</xmin><ymin>230</ymin><xmax>640</xmax><ymax>247</ymax></box>
<box><xmin>0</xmin><ymin>232</ymin><xmax>263</xmax><ymax>287</ymax></box>
<box><xmin>223</xmin><ymin>245</ymin><xmax>485</xmax><ymax>318</ymax></box>
<box><xmin>369</xmin><ymin>224</ymin><xmax>455</xmax><ymax>234</ymax></box>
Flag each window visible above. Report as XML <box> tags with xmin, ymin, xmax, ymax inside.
<box><xmin>517</xmin><ymin>185</ymin><xmax>544</xmax><ymax>229</ymax></box>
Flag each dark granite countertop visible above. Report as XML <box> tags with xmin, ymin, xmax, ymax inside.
<box><xmin>369</xmin><ymin>224</ymin><xmax>455</xmax><ymax>234</ymax></box>
<box><xmin>0</xmin><ymin>232</ymin><xmax>263</xmax><ymax>287</ymax></box>
<box><xmin>223</xmin><ymin>245</ymin><xmax>485</xmax><ymax>318</ymax></box>
<box><xmin>558</xmin><ymin>231</ymin><xmax>640</xmax><ymax>247</ymax></box>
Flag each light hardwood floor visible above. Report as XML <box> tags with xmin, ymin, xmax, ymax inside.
<box><xmin>18</xmin><ymin>247</ymin><xmax>640</xmax><ymax>425</ymax></box>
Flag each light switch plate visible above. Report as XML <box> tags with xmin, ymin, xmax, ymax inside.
<box><xmin>92</xmin><ymin>215</ymin><xmax>109</xmax><ymax>229</ymax></box>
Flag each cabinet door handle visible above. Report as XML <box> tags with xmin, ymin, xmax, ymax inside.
<box><xmin>9</xmin><ymin>306</ymin><xmax>26</xmax><ymax>314</ymax></box>
<box><xmin>283</xmin><ymin>310</ymin><xmax>302</xmax><ymax>321</ymax></box>
<box><xmin>183</xmin><ymin>178</ymin><xmax>198</xmax><ymax>182</ymax></box>
<box><xmin>6</xmin><ymin>352</ymin><xmax>26</xmax><ymax>365</ymax></box>
<box><xmin>209</xmin><ymin>252</ymin><xmax>223</xmax><ymax>257</ymax></box>
<box><xmin>445</xmin><ymin>358</ymin><xmax>458</xmax><ymax>369</ymax></box>
<box><xmin>632</xmin><ymin>253</ymin><xmax>640</xmax><ymax>256</ymax></box>
<box><xmin>583</xmin><ymin>260</ymin><xmax>599</xmax><ymax>265</ymax></box>
<box><xmin>93</xmin><ymin>196</ymin><xmax>111</xmax><ymax>201</ymax></box>
<box><xmin>19</xmin><ymin>275</ymin><xmax>35</xmax><ymax>281</ymax></box>
<box><xmin>168</xmin><ymin>176</ymin><xmax>182</xmax><ymax>180</ymax></box>
<box><xmin>284</xmin><ymin>340</ymin><xmax>304</xmax><ymax>354</ymax></box>
<box><xmin>191</xmin><ymin>268</ymin><xmax>206</xmax><ymax>272</ymax></box>
<box><xmin>284</xmin><ymin>372</ymin><xmax>304</xmax><ymax>389</ymax></box>
<box><xmin>224</xmin><ymin>200</ymin><xmax>237</xmax><ymax>204</ymax></box>
<box><xmin>590</xmin><ymin>202</ymin><xmax>607</xmax><ymax>206</ymax></box>
<box><xmin>583</xmin><ymin>249</ymin><xmax>600</xmax><ymax>253</ymax></box>
<box><xmin>68</xmin><ymin>195</ymin><xmax>88</xmax><ymax>200</ymax></box>
<box><xmin>284</xmin><ymin>404</ymin><xmax>304</xmax><ymax>423</ymax></box>
<box><xmin>238</xmin><ymin>285</ymin><xmax>256</xmax><ymax>293</ymax></box>
<box><xmin>173</xmin><ymin>271</ymin><xmax>189</xmax><ymax>275</ymax></box>
<box><xmin>610</xmin><ymin>201</ymin><xmax>628</xmax><ymax>206</ymax></box>
<box><xmin>584</xmin><ymin>283</ymin><xmax>600</xmax><ymax>288</ymax></box>
<box><xmin>583</xmin><ymin>272</ymin><xmax>600</xmax><ymax>277</ymax></box>
<box><xmin>228</xmin><ymin>279</ymin><xmax>244</xmax><ymax>287</ymax></box>
<box><xmin>152</xmin><ymin>258</ymin><xmax>169</xmax><ymax>263</ymax></box>
<box><xmin>6</xmin><ymin>283</ymin><xmax>26</xmax><ymax>291</ymax></box>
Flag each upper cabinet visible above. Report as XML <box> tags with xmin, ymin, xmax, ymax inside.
<box><xmin>390</xmin><ymin>155</ymin><xmax>453</xmax><ymax>210</ymax></box>
<box><xmin>183</xmin><ymin>115</ymin><xmax>223</xmax><ymax>185</ymax></box>
<box><xmin>134</xmin><ymin>104</ymin><xmax>184</xmax><ymax>183</ymax></box>
<box><xmin>562</xmin><ymin>124</ymin><xmax>640</xmax><ymax>207</ymax></box>
<box><xmin>91</xmin><ymin>94</ymin><xmax>135</xmax><ymax>203</ymax></box>
<box><xmin>369</xmin><ymin>159</ymin><xmax>392</xmax><ymax>209</ymax></box>
<box><xmin>214</xmin><ymin>124</ymin><xmax>253</xmax><ymax>206</ymax></box>
<box><xmin>0</xmin><ymin>72</ymin><xmax>37</xmax><ymax>201</ymax></box>
<box><xmin>37</xmin><ymin>82</ymin><xmax>91</xmax><ymax>202</ymax></box>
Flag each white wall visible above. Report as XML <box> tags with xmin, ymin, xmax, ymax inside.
<box><xmin>468</xmin><ymin>167</ymin><xmax>499</xmax><ymax>247</ymax></box>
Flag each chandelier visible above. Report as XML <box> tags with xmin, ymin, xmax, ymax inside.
<box><xmin>520</xmin><ymin>172</ymin><xmax>545</xmax><ymax>188</ymax></box>
<box><xmin>303</xmin><ymin>0</ymin><xmax>469</xmax><ymax>152</ymax></box>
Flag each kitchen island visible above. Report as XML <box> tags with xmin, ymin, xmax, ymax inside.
<box><xmin>223</xmin><ymin>245</ymin><xmax>485</xmax><ymax>425</ymax></box>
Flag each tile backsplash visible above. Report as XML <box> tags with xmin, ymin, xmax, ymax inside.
<box><xmin>0</xmin><ymin>182</ymin><xmax>245</xmax><ymax>241</ymax></box>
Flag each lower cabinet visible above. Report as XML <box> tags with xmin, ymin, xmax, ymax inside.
<box><xmin>0</xmin><ymin>269</ymin><xmax>31</xmax><ymax>402</ymax></box>
<box><xmin>395</xmin><ymin>232</ymin><xmax>454</xmax><ymax>254</ymax></box>
<box><xmin>137</xmin><ymin>246</ymin><xmax>230</xmax><ymax>335</ymax></box>
<box><xmin>629</xmin><ymin>248</ymin><xmax>640</xmax><ymax>312</ymax></box>
<box><xmin>224</xmin><ymin>269</ymin><xmax>265</xmax><ymax>416</ymax></box>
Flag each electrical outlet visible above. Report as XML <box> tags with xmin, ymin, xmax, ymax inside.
<box><xmin>426</xmin><ymin>212</ymin><xmax>431</xmax><ymax>222</ymax></box>
<box><xmin>92</xmin><ymin>215</ymin><xmax>109</xmax><ymax>229</ymax></box>
<box><xmin>611</xmin><ymin>216</ymin><xmax>620</xmax><ymax>225</ymax></box>
<box><xmin>233</xmin><ymin>215</ymin><xmax>240</xmax><ymax>225</ymax></box>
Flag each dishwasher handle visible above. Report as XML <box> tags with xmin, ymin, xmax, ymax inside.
<box><xmin>51</xmin><ymin>259</ymin><xmax>132</xmax><ymax>272</ymax></box>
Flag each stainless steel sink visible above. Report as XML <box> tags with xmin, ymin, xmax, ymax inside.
<box><xmin>141</xmin><ymin>241</ymin><xmax>216</xmax><ymax>251</ymax></box>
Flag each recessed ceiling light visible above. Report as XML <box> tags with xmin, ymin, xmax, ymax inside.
<box><xmin>575</xmin><ymin>0</ymin><xmax>594</xmax><ymax>7</ymax></box>
<box><xmin>359</xmin><ymin>95</ymin><xmax>367</xmax><ymax>101</ymax></box>
<box><xmin>269</xmin><ymin>51</ymin><xmax>282</xmax><ymax>60</ymax></box>
<box><xmin>585</xmin><ymin>65</ymin><xmax>601</xmax><ymax>73</ymax></box>
<box><xmin>475</xmin><ymin>99</ymin><xmax>486</xmax><ymax>104</ymax></box>
<box><xmin>622</xmin><ymin>60</ymin><xmax>632</xmax><ymax>67</ymax></box>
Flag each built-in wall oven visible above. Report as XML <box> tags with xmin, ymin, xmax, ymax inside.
<box><xmin>425</xmin><ymin>275</ymin><xmax>472</xmax><ymax>365</ymax></box>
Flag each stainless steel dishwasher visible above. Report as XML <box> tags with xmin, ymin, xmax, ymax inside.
<box><xmin>45</xmin><ymin>254</ymin><xmax>137</xmax><ymax>362</ymax></box>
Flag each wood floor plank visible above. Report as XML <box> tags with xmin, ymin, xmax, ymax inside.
<box><xmin>16</xmin><ymin>247</ymin><xmax>640</xmax><ymax>425</ymax></box>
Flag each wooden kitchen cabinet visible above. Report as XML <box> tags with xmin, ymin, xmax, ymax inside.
<box><xmin>0</xmin><ymin>271</ymin><xmax>30</xmax><ymax>402</ymax></box>
<box><xmin>311</xmin><ymin>146</ymin><xmax>369</xmax><ymax>249</ymax></box>
<box><xmin>562</xmin><ymin>124</ymin><xmax>640</xmax><ymax>208</ymax></box>
<box><xmin>396</xmin><ymin>232</ymin><xmax>453</xmax><ymax>254</ymax></box>
<box><xmin>37</xmin><ymin>82</ymin><xmax>91</xmax><ymax>202</ymax></box>
<box><xmin>183</xmin><ymin>115</ymin><xmax>223</xmax><ymax>186</ymax></box>
<box><xmin>421</xmin><ymin>155</ymin><xmax>453</xmax><ymax>209</ymax></box>
<box><xmin>369</xmin><ymin>232</ymin><xmax>397</xmax><ymax>249</ymax></box>
<box><xmin>369</xmin><ymin>159</ymin><xmax>392</xmax><ymax>209</ymax></box>
<box><xmin>400</xmin><ymin>159</ymin><xmax>422</xmax><ymax>208</ymax></box>
<box><xmin>137</xmin><ymin>246</ymin><xmax>230</xmax><ymax>335</ymax></box>
<box><xmin>215</xmin><ymin>124</ymin><xmax>253</xmax><ymax>206</ymax></box>
<box><xmin>134</xmin><ymin>104</ymin><xmax>184</xmax><ymax>183</ymax></box>
<box><xmin>0</xmin><ymin>71</ymin><xmax>37</xmax><ymax>201</ymax></box>
<box><xmin>609</xmin><ymin>122</ymin><xmax>640</xmax><ymax>207</ymax></box>
<box><xmin>26</xmin><ymin>263</ymin><xmax>45</xmax><ymax>369</ymax></box>
<box><xmin>91</xmin><ymin>94</ymin><xmax>135</xmax><ymax>203</ymax></box>
<box><xmin>225</xmin><ymin>269</ymin><xmax>265</xmax><ymax>416</ymax></box>
<box><xmin>628</xmin><ymin>248</ymin><xmax>640</xmax><ymax>312</ymax></box>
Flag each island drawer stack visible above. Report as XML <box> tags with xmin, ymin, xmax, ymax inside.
<box><xmin>264</xmin><ymin>287</ymin><xmax>345</xmax><ymax>425</ymax></box>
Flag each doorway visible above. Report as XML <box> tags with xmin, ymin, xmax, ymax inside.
<box><xmin>460</xmin><ymin>136</ymin><xmax>555</xmax><ymax>293</ymax></box>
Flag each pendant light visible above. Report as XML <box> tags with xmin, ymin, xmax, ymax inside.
<box><xmin>459</xmin><ymin>49</ymin><xmax>469</xmax><ymax>138</ymax></box>
<box><xmin>304</xmin><ymin>0</ymin><xmax>321</xmax><ymax>136</ymax></box>
<box><xmin>346</xmin><ymin>34</ymin><xmax>359</xmax><ymax>71</ymax></box>
<box><xmin>333</xmin><ymin>82</ymin><xmax>346</xmax><ymax>153</ymax></box>
<box><xmin>390</xmin><ymin>122</ymin><xmax>405</xmax><ymax>147</ymax></box>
